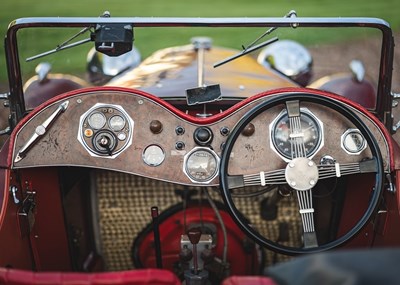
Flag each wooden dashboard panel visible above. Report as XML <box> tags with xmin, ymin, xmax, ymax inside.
<box><xmin>11</xmin><ymin>89</ymin><xmax>390</xmax><ymax>186</ymax></box>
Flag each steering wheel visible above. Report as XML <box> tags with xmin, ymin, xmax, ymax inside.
<box><xmin>220</xmin><ymin>91</ymin><xmax>384</xmax><ymax>255</ymax></box>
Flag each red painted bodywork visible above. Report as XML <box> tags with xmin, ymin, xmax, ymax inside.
<box><xmin>0</xmin><ymin>168</ymin><xmax>70</xmax><ymax>271</ymax></box>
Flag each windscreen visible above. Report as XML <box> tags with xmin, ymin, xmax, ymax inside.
<box><xmin>14</xmin><ymin>24</ymin><xmax>383</xmax><ymax>110</ymax></box>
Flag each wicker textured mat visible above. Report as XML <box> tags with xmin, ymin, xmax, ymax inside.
<box><xmin>94</xmin><ymin>170</ymin><xmax>301</xmax><ymax>271</ymax></box>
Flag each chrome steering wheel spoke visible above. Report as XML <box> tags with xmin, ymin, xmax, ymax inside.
<box><xmin>285</xmin><ymin>100</ymin><xmax>320</xmax><ymax>248</ymax></box>
<box><xmin>296</xmin><ymin>189</ymin><xmax>318</xmax><ymax>248</ymax></box>
<box><xmin>220</xmin><ymin>91</ymin><xmax>384</xmax><ymax>255</ymax></box>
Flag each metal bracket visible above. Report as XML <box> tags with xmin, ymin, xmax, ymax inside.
<box><xmin>386</xmin><ymin>173</ymin><xmax>396</xmax><ymax>194</ymax></box>
<box><xmin>18</xmin><ymin>189</ymin><xmax>37</xmax><ymax>237</ymax></box>
<box><xmin>181</xmin><ymin>234</ymin><xmax>213</xmax><ymax>272</ymax></box>
<box><xmin>0</xmin><ymin>92</ymin><xmax>11</xmax><ymax>135</ymax></box>
<box><xmin>0</xmin><ymin>92</ymin><xmax>10</xmax><ymax>100</ymax></box>
<box><xmin>9</xmin><ymin>186</ymin><xmax>20</xmax><ymax>204</ymax></box>
<box><xmin>392</xmin><ymin>92</ymin><xmax>400</xmax><ymax>108</ymax></box>
<box><xmin>392</xmin><ymin>92</ymin><xmax>400</xmax><ymax>100</ymax></box>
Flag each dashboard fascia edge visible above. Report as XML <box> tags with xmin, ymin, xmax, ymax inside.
<box><xmin>9</xmin><ymin>88</ymin><xmax>391</xmax><ymax>187</ymax></box>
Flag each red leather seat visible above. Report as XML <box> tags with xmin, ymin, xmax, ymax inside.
<box><xmin>0</xmin><ymin>268</ymin><xmax>181</xmax><ymax>285</ymax></box>
<box><xmin>222</xmin><ymin>276</ymin><xmax>278</xmax><ymax>285</ymax></box>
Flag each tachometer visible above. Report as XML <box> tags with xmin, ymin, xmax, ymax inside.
<box><xmin>270</xmin><ymin>108</ymin><xmax>323</xmax><ymax>160</ymax></box>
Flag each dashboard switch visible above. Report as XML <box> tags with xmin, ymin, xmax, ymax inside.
<box><xmin>242</xmin><ymin>123</ymin><xmax>255</xmax><ymax>136</ymax></box>
<box><xmin>176</xmin><ymin>141</ymin><xmax>185</xmax><ymax>150</ymax></box>
<box><xmin>194</xmin><ymin>127</ymin><xmax>213</xmax><ymax>146</ymax></box>
<box><xmin>220</xmin><ymin>126</ymin><xmax>230</xmax><ymax>136</ymax></box>
<box><xmin>176</xmin><ymin>126</ymin><xmax>185</xmax><ymax>135</ymax></box>
<box><xmin>150</xmin><ymin>120</ymin><xmax>163</xmax><ymax>134</ymax></box>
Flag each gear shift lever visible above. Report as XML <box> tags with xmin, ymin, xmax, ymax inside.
<box><xmin>188</xmin><ymin>227</ymin><xmax>202</xmax><ymax>274</ymax></box>
<box><xmin>183</xmin><ymin>227</ymin><xmax>209</xmax><ymax>285</ymax></box>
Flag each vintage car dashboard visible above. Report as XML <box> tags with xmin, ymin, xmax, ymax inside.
<box><xmin>10</xmin><ymin>87</ymin><xmax>390</xmax><ymax>186</ymax></box>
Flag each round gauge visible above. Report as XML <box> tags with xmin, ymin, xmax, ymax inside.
<box><xmin>109</xmin><ymin>115</ymin><xmax>126</xmax><ymax>131</ymax></box>
<box><xmin>341</xmin><ymin>129</ymin><xmax>366</xmax><ymax>154</ymax></box>
<box><xmin>271</xmin><ymin>110</ymin><xmax>322</xmax><ymax>160</ymax></box>
<box><xmin>88</xmin><ymin>112</ymin><xmax>106</xmax><ymax>129</ymax></box>
<box><xmin>184</xmin><ymin>148</ymin><xmax>219</xmax><ymax>183</ymax></box>
<box><xmin>142</xmin><ymin>145</ymin><xmax>165</xmax><ymax>166</ymax></box>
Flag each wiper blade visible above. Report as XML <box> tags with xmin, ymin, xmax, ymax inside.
<box><xmin>214</xmin><ymin>10</ymin><xmax>297</xmax><ymax>68</ymax></box>
<box><xmin>213</xmin><ymin>37</ymin><xmax>278</xmax><ymax>68</ymax></box>
<box><xmin>26</xmin><ymin>37</ymin><xmax>91</xmax><ymax>62</ymax></box>
<box><xmin>26</xmin><ymin>11</ymin><xmax>111</xmax><ymax>62</ymax></box>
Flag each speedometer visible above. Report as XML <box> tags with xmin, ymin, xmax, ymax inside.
<box><xmin>183</xmin><ymin>147</ymin><xmax>219</xmax><ymax>183</ymax></box>
<box><xmin>270</xmin><ymin>108</ymin><xmax>323</xmax><ymax>160</ymax></box>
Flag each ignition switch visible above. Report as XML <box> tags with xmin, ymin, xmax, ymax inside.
<box><xmin>92</xmin><ymin>130</ymin><xmax>118</xmax><ymax>155</ymax></box>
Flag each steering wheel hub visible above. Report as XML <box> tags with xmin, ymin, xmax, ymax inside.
<box><xmin>285</xmin><ymin>157</ymin><xmax>319</xmax><ymax>191</ymax></box>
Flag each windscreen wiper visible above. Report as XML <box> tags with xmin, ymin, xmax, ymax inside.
<box><xmin>26</xmin><ymin>11</ymin><xmax>110</xmax><ymax>62</ymax></box>
<box><xmin>213</xmin><ymin>37</ymin><xmax>279</xmax><ymax>68</ymax></box>
<box><xmin>213</xmin><ymin>10</ymin><xmax>297</xmax><ymax>68</ymax></box>
<box><xmin>26</xmin><ymin>34</ymin><xmax>92</xmax><ymax>62</ymax></box>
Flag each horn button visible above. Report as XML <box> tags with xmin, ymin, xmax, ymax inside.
<box><xmin>285</xmin><ymin>157</ymin><xmax>319</xmax><ymax>191</ymax></box>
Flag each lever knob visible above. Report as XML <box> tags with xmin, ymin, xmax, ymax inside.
<box><xmin>187</xmin><ymin>227</ymin><xmax>202</xmax><ymax>245</ymax></box>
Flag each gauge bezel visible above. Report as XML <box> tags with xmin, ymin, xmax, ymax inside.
<box><xmin>109</xmin><ymin>115</ymin><xmax>126</xmax><ymax>132</ymax></box>
<box><xmin>78</xmin><ymin>103</ymin><xmax>134</xmax><ymax>158</ymax></box>
<box><xmin>142</xmin><ymin>144</ymin><xmax>166</xmax><ymax>167</ymax></box>
<box><xmin>88</xmin><ymin>111</ymin><xmax>107</xmax><ymax>130</ymax></box>
<box><xmin>269</xmin><ymin>107</ymin><xmax>324</xmax><ymax>162</ymax></box>
<box><xmin>183</xmin><ymin>147</ymin><xmax>220</xmax><ymax>184</ymax></box>
<box><xmin>341</xmin><ymin>128</ymin><xmax>367</xmax><ymax>155</ymax></box>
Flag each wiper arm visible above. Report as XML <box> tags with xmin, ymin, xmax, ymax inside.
<box><xmin>56</xmin><ymin>26</ymin><xmax>92</xmax><ymax>51</ymax></box>
<box><xmin>26</xmin><ymin>11</ymin><xmax>110</xmax><ymax>62</ymax></box>
<box><xmin>213</xmin><ymin>37</ymin><xmax>278</xmax><ymax>68</ymax></box>
<box><xmin>26</xmin><ymin>36</ymin><xmax>92</xmax><ymax>62</ymax></box>
<box><xmin>213</xmin><ymin>10</ymin><xmax>297</xmax><ymax>68</ymax></box>
<box><xmin>242</xmin><ymin>10</ymin><xmax>297</xmax><ymax>51</ymax></box>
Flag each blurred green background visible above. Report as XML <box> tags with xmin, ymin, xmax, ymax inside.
<box><xmin>1</xmin><ymin>0</ymin><xmax>399</xmax><ymax>86</ymax></box>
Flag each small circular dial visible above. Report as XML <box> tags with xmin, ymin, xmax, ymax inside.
<box><xmin>341</xmin><ymin>129</ymin><xmax>366</xmax><ymax>154</ymax></box>
<box><xmin>88</xmin><ymin>112</ymin><xmax>106</xmax><ymax>129</ymax></box>
<box><xmin>109</xmin><ymin>115</ymin><xmax>126</xmax><ymax>131</ymax></box>
<box><xmin>142</xmin><ymin>145</ymin><xmax>165</xmax><ymax>166</ymax></box>
<box><xmin>271</xmin><ymin>110</ymin><xmax>322</xmax><ymax>159</ymax></box>
<box><xmin>184</xmin><ymin>148</ymin><xmax>219</xmax><ymax>183</ymax></box>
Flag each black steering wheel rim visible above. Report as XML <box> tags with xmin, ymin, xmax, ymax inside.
<box><xmin>219</xmin><ymin>91</ymin><xmax>384</xmax><ymax>255</ymax></box>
